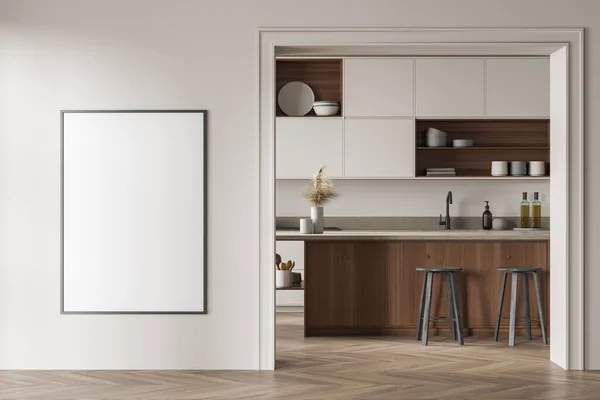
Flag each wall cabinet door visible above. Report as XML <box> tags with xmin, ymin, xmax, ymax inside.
<box><xmin>344</xmin><ymin>119</ymin><xmax>414</xmax><ymax>178</ymax></box>
<box><xmin>486</xmin><ymin>58</ymin><xmax>550</xmax><ymax>117</ymax></box>
<box><xmin>275</xmin><ymin>241</ymin><xmax>305</xmax><ymax>307</ymax></box>
<box><xmin>416</xmin><ymin>58</ymin><xmax>485</xmax><ymax>117</ymax></box>
<box><xmin>388</xmin><ymin>242</ymin><xmax>466</xmax><ymax>328</ymax></box>
<box><xmin>465</xmin><ymin>242</ymin><xmax>549</xmax><ymax>332</ymax></box>
<box><xmin>344</xmin><ymin>58</ymin><xmax>414</xmax><ymax>117</ymax></box>
<box><xmin>305</xmin><ymin>242</ymin><xmax>386</xmax><ymax>326</ymax></box>
<box><xmin>276</xmin><ymin>118</ymin><xmax>343</xmax><ymax>179</ymax></box>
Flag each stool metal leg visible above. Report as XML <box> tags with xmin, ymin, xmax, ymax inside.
<box><xmin>494</xmin><ymin>271</ymin><xmax>508</xmax><ymax>341</ymax></box>
<box><xmin>449</xmin><ymin>272</ymin><xmax>464</xmax><ymax>345</ymax></box>
<box><xmin>509</xmin><ymin>272</ymin><xmax>519</xmax><ymax>347</ymax></box>
<box><xmin>523</xmin><ymin>273</ymin><xmax>532</xmax><ymax>340</ymax></box>
<box><xmin>416</xmin><ymin>272</ymin><xmax>428</xmax><ymax>341</ymax></box>
<box><xmin>532</xmin><ymin>271</ymin><xmax>548</xmax><ymax>345</ymax></box>
<box><xmin>446</xmin><ymin>272</ymin><xmax>456</xmax><ymax>341</ymax></box>
<box><xmin>421</xmin><ymin>272</ymin><xmax>434</xmax><ymax>346</ymax></box>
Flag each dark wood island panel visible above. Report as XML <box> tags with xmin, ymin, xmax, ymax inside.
<box><xmin>304</xmin><ymin>241</ymin><xmax>549</xmax><ymax>337</ymax></box>
<box><xmin>387</xmin><ymin>242</ymin><xmax>466</xmax><ymax>329</ymax></box>
<box><xmin>305</xmin><ymin>242</ymin><xmax>387</xmax><ymax>328</ymax></box>
<box><xmin>464</xmin><ymin>242</ymin><xmax>549</xmax><ymax>336</ymax></box>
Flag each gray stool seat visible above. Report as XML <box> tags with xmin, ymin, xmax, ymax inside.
<box><xmin>416</xmin><ymin>266</ymin><xmax>462</xmax><ymax>272</ymax></box>
<box><xmin>494</xmin><ymin>266</ymin><xmax>547</xmax><ymax>347</ymax></box>
<box><xmin>497</xmin><ymin>267</ymin><xmax>542</xmax><ymax>272</ymax></box>
<box><xmin>416</xmin><ymin>267</ymin><xmax>463</xmax><ymax>346</ymax></box>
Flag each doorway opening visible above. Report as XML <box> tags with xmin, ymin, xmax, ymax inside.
<box><xmin>259</xmin><ymin>29</ymin><xmax>584</xmax><ymax>371</ymax></box>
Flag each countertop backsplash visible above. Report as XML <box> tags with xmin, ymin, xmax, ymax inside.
<box><xmin>276</xmin><ymin>179</ymin><xmax>550</xmax><ymax>218</ymax></box>
<box><xmin>276</xmin><ymin>216</ymin><xmax>550</xmax><ymax>231</ymax></box>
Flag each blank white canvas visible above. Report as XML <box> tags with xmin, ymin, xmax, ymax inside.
<box><xmin>63</xmin><ymin>112</ymin><xmax>205</xmax><ymax>313</ymax></box>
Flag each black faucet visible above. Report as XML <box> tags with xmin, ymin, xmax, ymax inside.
<box><xmin>439</xmin><ymin>191</ymin><xmax>453</xmax><ymax>230</ymax></box>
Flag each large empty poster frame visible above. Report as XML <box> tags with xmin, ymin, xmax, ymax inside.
<box><xmin>61</xmin><ymin>110</ymin><xmax>207</xmax><ymax>314</ymax></box>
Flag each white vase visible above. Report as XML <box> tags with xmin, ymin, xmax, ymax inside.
<box><xmin>276</xmin><ymin>270</ymin><xmax>293</xmax><ymax>288</ymax></box>
<box><xmin>311</xmin><ymin>206</ymin><xmax>324</xmax><ymax>234</ymax></box>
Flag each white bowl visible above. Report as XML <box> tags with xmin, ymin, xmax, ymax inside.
<box><xmin>426</xmin><ymin>127</ymin><xmax>446</xmax><ymax>137</ymax></box>
<box><xmin>313</xmin><ymin>100</ymin><xmax>339</xmax><ymax>106</ymax></box>
<box><xmin>425</xmin><ymin>127</ymin><xmax>448</xmax><ymax>147</ymax></box>
<box><xmin>313</xmin><ymin>104</ymin><xmax>340</xmax><ymax>116</ymax></box>
<box><xmin>453</xmin><ymin>139</ymin><xmax>474</xmax><ymax>147</ymax></box>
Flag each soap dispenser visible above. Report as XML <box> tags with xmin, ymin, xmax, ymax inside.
<box><xmin>482</xmin><ymin>201</ymin><xmax>493</xmax><ymax>230</ymax></box>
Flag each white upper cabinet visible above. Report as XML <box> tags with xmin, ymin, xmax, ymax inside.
<box><xmin>344</xmin><ymin>58</ymin><xmax>414</xmax><ymax>117</ymax></box>
<box><xmin>276</xmin><ymin>118</ymin><xmax>343</xmax><ymax>179</ymax></box>
<box><xmin>344</xmin><ymin>119</ymin><xmax>414</xmax><ymax>178</ymax></box>
<box><xmin>486</xmin><ymin>58</ymin><xmax>550</xmax><ymax>117</ymax></box>
<box><xmin>416</xmin><ymin>58</ymin><xmax>485</xmax><ymax>117</ymax></box>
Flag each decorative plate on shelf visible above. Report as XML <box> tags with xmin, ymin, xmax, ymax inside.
<box><xmin>278</xmin><ymin>81</ymin><xmax>315</xmax><ymax>116</ymax></box>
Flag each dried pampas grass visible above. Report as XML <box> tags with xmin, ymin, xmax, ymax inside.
<box><xmin>301</xmin><ymin>166</ymin><xmax>338</xmax><ymax>207</ymax></box>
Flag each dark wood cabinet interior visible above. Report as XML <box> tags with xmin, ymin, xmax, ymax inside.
<box><xmin>276</xmin><ymin>59</ymin><xmax>343</xmax><ymax>117</ymax></box>
<box><xmin>415</xmin><ymin>119</ymin><xmax>550</xmax><ymax>178</ymax></box>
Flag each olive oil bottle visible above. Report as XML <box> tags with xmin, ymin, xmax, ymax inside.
<box><xmin>531</xmin><ymin>192</ymin><xmax>542</xmax><ymax>228</ymax></box>
<box><xmin>520</xmin><ymin>192</ymin><xmax>530</xmax><ymax>228</ymax></box>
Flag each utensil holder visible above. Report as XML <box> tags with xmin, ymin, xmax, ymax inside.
<box><xmin>276</xmin><ymin>270</ymin><xmax>293</xmax><ymax>288</ymax></box>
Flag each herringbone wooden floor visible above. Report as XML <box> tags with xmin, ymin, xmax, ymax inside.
<box><xmin>1</xmin><ymin>312</ymin><xmax>599</xmax><ymax>399</ymax></box>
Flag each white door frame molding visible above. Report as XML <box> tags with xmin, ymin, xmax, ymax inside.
<box><xmin>258</xmin><ymin>28</ymin><xmax>584</xmax><ymax>370</ymax></box>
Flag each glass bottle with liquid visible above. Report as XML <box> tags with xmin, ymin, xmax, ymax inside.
<box><xmin>520</xmin><ymin>192</ymin><xmax>530</xmax><ymax>228</ymax></box>
<box><xmin>531</xmin><ymin>192</ymin><xmax>542</xmax><ymax>228</ymax></box>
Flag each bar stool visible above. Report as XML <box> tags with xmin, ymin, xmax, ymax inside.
<box><xmin>494</xmin><ymin>267</ymin><xmax>547</xmax><ymax>346</ymax></box>
<box><xmin>416</xmin><ymin>267</ymin><xmax>464</xmax><ymax>346</ymax></box>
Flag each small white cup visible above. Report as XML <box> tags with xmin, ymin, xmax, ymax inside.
<box><xmin>299</xmin><ymin>218</ymin><xmax>313</xmax><ymax>234</ymax></box>
<box><xmin>509</xmin><ymin>161</ymin><xmax>527</xmax><ymax>176</ymax></box>
<box><xmin>491</xmin><ymin>161</ymin><xmax>508</xmax><ymax>176</ymax></box>
<box><xmin>529</xmin><ymin>161</ymin><xmax>546</xmax><ymax>176</ymax></box>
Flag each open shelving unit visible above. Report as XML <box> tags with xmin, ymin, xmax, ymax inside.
<box><xmin>415</xmin><ymin>119</ymin><xmax>550</xmax><ymax>178</ymax></box>
<box><xmin>275</xmin><ymin>58</ymin><xmax>343</xmax><ymax>117</ymax></box>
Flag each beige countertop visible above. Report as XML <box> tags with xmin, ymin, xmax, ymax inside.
<box><xmin>276</xmin><ymin>229</ymin><xmax>550</xmax><ymax>241</ymax></box>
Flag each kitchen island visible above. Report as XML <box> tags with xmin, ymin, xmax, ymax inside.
<box><xmin>276</xmin><ymin>229</ymin><xmax>549</xmax><ymax>338</ymax></box>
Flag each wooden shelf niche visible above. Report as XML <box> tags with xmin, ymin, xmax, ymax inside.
<box><xmin>276</xmin><ymin>58</ymin><xmax>343</xmax><ymax>117</ymax></box>
<box><xmin>415</xmin><ymin>119</ymin><xmax>550</xmax><ymax>178</ymax></box>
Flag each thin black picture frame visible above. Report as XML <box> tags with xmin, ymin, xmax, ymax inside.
<box><xmin>60</xmin><ymin>109</ymin><xmax>208</xmax><ymax>315</ymax></box>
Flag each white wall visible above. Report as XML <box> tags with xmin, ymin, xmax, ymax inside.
<box><xmin>0</xmin><ymin>0</ymin><xmax>598</xmax><ymax>369</ymax></box>
<box><xmin>277</xmin><ymin>180</ymin><xmax>550</xmax><ymax>217</ymax></box>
